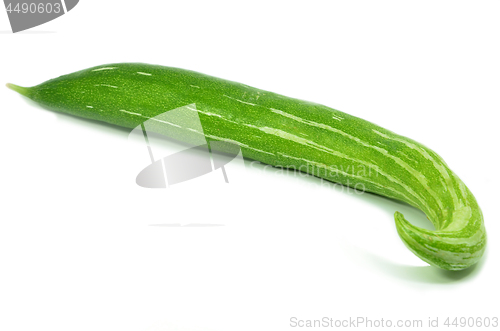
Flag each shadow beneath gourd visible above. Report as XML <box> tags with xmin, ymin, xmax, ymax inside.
<box><xmin>348</xmin><ymin>243</ymin><xmax>487</xmax><ymax>284</ymax></box>
<box><xmin>253</xmin><ymin>167</ymin><xmax>485</xmax><ymax>284</ymax></box>
<box><xmin>336</xmin><ymin>188</ymin><xmax>486</xmax><ymax>284</ymax></box>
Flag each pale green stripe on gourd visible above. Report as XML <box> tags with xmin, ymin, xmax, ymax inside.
<box><xmin>6</xmin><ymin>63</ymin><xmax>486</xmax><ymax>271</ymax></box>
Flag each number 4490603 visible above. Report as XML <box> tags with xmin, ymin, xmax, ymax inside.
<box><xmin>6</xmin><ymin>2</ymin><xmax>62</xmax><ymax>14</ymax></box>
<box><xmin>444</xmin><ymin>317</ymin><xmax>498</xmax><ymax>328</ymax></box>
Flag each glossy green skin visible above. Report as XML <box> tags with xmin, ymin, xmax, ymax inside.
<box><xmin>8</xmin><ymin>63</ymin><xmax>486</xmax><ymax>270</ymax></box>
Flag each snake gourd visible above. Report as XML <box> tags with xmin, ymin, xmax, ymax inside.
<box><xmin>7</xmin><ymin>63</ymin><xmax>486</xmax><ymax>271</ymax></box>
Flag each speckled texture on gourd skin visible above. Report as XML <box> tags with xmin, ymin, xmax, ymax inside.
<box><xmin>9</xmin><ymin>63</ymin><xmax>486</xmax><ymax>270</ymax></box>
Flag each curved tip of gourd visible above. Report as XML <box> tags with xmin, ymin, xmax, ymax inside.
<box><xmin>394</xmin><ymin>211</ymin><xmax>485</xmax><ymax>271</ymax></box>
<box><xmin>6</xmin><ymin>83</ymin><xmax>30</xmax><ymax>97</ymax></box>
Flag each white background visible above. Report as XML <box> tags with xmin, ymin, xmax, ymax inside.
<box><xmin>1</xmin><ymin>1</ymin><xmax>499</xmax><ymax>331</ymax></box>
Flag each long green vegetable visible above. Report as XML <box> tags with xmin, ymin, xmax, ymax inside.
<box><xmin>7</xmin><ymin>63</ymin><xmax>486</xmax><ymax>270</ymax></box>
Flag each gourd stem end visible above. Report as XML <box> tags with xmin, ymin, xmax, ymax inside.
<box><xmin>6</xmin><ymin>83</ymin><xmax>30</xmax><ymax>97</ymax></box>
